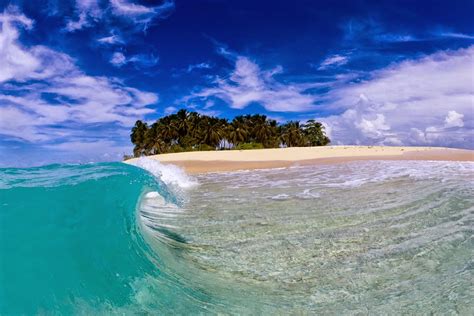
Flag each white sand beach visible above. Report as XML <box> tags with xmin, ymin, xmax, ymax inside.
<box><xmin>126</xmin><ymin>146</ymin><xmax>474</xmax><ymax>174</ymax></box>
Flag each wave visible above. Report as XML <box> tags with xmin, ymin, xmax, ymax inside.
<box><xmin>128</xmin><ymin>157</ymin><xmax>198</xmax><ymax>190</ymax></box>
<box><xmin>1</xmin><ymin>159</ymin><xmax>472</xmax><ymax>314</ymax></box>
<box><xmin>1</xmin><ymin>159</ymin><xmax>279</xmax><ymax>314</ymax></box>
<box><xmin>0</xmin><ymin>161</ymin><xmax>227</xmax><ymax>314</ymax></box>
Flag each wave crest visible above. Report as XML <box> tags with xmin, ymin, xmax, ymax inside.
<box><xmin>127</xmin><ymin>158</ymin><xmax>198</xmax><ymax>190</ymax></box>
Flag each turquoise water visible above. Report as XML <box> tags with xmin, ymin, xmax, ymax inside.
<box><xmin>0</xmin><ymin>162</ymin><xmax>219</xmax><ymax>314</ymax></box>
<box><xmin>1</xmin><ymin>159</ymin><xmax>473</xmax><ymax>314</ymax></box>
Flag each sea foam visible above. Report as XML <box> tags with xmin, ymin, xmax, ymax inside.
<box><xmin>128</xmin><ymin>157</ymin><xmax>198</xmax><ymax>190</ymax></box>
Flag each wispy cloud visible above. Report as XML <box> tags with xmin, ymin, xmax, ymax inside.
<box><xmin>317</xmin><ymin>54</ymin><xmax>349</xmax><ymax>70</ymax></box>
<box><xmin>435</xmin><ymin>31</ymin><xmax>474</xmax><ymax>40</ymax></box>
<box><xmin>65</xmin><ymin>0</ymin><xmax>102</xmax><ymax>32</ymax></box>
<box><xmin>109</xmin><ymin>51</ymin><xmax>159</xmax><ymax>68</ymax></box>
<box><xmin>342</xmin><ymin>18</ymin><xmax>419</xmax><ymax>44</ymax></box>
<box><xmin>186</xmin><ymin>51</ymin><xmax>325</xmax><ymax>112</ymax></box>
<box><xmin>97</xmin><ymin>32</ymin><xmax>124</xmax><ymax>45</ymax></box>
<box><xmin>110</xmin><ymin>0</ymin><xmax>174</xmax><ymax>30</ymax></box>
<box><xmin>0</xmin><ymin>7</ymin><xmax>158</xmax><ymax>149</ymax></box>
<box><xmin>63</xmin><ymin>0</ymin><xmax>175</xmax><ymax>36</ymax></box>
<box><xmin>187</xmin><ymin>62</ymin><xmax>212</xmax><ymax>73</ymax></box>
<box><xmin>342</xmin><ymin>17</ymin><xmax>474</xmax><ymax>46</ymax></box>
<box><xmin>373</xmin><ymin>33</ymin><xmax>417</xmax><ymax>42</ymax></box>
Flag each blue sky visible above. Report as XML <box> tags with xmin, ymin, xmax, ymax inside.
<box><xmin>0</xmin><ymin>0</ymin><xmax>473</xmax><ymax>166</ymax></box>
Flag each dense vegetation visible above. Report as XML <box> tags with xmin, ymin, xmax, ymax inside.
<box><xmin>130</xmin><ymin>109</ymin><xmax>330</xmax><ymax>157</ymax></box>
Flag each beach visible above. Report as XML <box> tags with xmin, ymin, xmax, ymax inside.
<box><xmin>126</xmin><ymin>146</ymin><xmax>474</xmax><ymax>174</ymax></box>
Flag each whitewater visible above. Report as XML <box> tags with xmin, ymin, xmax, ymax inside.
<box><xmin>0</xmin><ymin>159</ymin><xmax>473</xmax><ymax>314</ymax></box>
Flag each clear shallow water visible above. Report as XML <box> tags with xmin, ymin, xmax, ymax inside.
<box><xmin>1</xmin><ymin>159</ymin><xmax>473</xmax><ymax>314</ymax></box>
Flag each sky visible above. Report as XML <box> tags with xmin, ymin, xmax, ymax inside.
<box><xmin>0</xmin><ymin>0</ymin><xmax>473</xmax><ymax>167</ymax></box>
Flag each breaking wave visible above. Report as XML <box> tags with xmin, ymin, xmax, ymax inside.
<box><xmin>1</xmin><ymin>159</ymin><xmax>473</xmax><ymax>314</ymax></box>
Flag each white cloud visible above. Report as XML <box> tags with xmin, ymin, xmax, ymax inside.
<box><xmin>436</xmin><ymin>32</ymin><xmax>474</xmax><ymax>40</ymax></box>
<box><xmin>110</xmin><ymin>0</ymin><xmax>174</xmax><ymax>29</ymax></box>
<box><xmin>63</xmin><ymin>0</ymin><xmax>174</xmax><ymax>33</ymax></box>
<box><xmin>0</xmin><ymin>7</ymin><xmax>158</xmax><ymax>147</ymax></box>
<box><xmin>164</xmin><ymin>106</ymin><xmax>177</xmax><ymax>115</ymax></box>
<box><xmin>65</xmin><ymin>12</ymin><xmax>89</xmax><ymax>32</ymax></box>
<box><xmin>97</xmin><ymin>33</ymin><xmax>124</xmax><ymax>45</ymax></box>
<box><xmin>203</xmin><ymin>100</ymin><xmax>215</xmax><ymax>109</ymax></box>
<box><xmin>0</xmin><ymin>106</ymin><xmax>47</xmax><ymax>142</ymax></box>
<box><xmin>0</xmin><ymin>6</ymin><xmax>38</xmax><ymax>83</ymax></box>
<box><xmin>195</xmin><ymin>109</ymin><xmax>221</xmax><ymax>117</ymax></box>
<box><xmin>187</xmin><ymin>62</ymin><xmax>212</xmax><ymax>73</ymax></box>
<box><xmin>65</xmin><ymin>0</ymin><xmax>102</xmax><ymax>32</ymax></box>
<box><xmin>356</xmin><ymin>113</ymin><xmax>390</xmax><ymax>139</ymax></box>
<box><xmin>128</xmin><ymin>54</ymin><xmax>159</xmax><ymax>67</ymax></box>
<box><xmin>188</xmin><ymin>55</ymin><xmax>322</xmax><ymax>112</ymax></box>
<box><xmin>184</xmin><ymin>43</ymin><xmax>472</xmax><ymax>148</ymax></box>
<box><xmin>318</xmin><ymin>54</ymin><xmax>349</xmax><ymax>70</ymax></box>
<box><xmin>110</xmin><ymin>52</ymin><xmax>127</xmax><ymax>66</ymax></box>
<box><xmin>0</xmin><ymin>5</ymin><xmax>33</xmax><ymax>28</ymax></box>
<box><xmin>444</xmin><ymin>110</ymin><xmax>464</xmax><ymax>128</ymax></box>
<box><xmin>320</xmin><ymin>46</ymin><xmax>474</xmax><ymax>148</ymax></box>
<box><xmin>109</xmin><ymin>52</ymin><xmax>159</xmax><ymax>68</ymax></box>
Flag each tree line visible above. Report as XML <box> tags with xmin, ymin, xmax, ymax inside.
<box><xmin>130</xmin><ymin>109</ymin><xmax>330</xmax><ymax>157</ymax></box>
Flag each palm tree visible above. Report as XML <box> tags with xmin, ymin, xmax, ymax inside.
<box><xmin>175</xmin><ymin>109</ymin><xmax>190</xmax><ymax>139</ymax></box>
<box><xmin>198</xmin><ymin>116</ymin><xmax>226</xmax><ymax>147</ymax></box>
<box><xmin>157</xmin><ymin>117</ymin><xmax>179</xmax><ymax>144</ymax></box>
<box><xmin>251</xmin><ymin>114</ymin><xmax>275</xmax><ymax>147</ymax></box>
<box><xmin>280</xmin><ymin>121</ymin><xmax>306</xmax><ymax>147</ymax></box>
<box><xmin>144</xmin><ymin>124</ymin><xmax>168</xmax><ymax>154</ymax></box>
<box><xmin>304</xmin><ymin>119</ymin><xmax>330</xmax><ymax>146</ymax></box>
<box><xmin>131</xmin><ymin>120</ymin><xmax>148</xmax><ymax>157</ymax></box>
<box><xmin>228</xmin><ymin>120</ymin><xmax>249</xmax><ymax>146</ymax></box>
<box><xmin>128</xmin><ymin>109</ymin><xmax>330</xmax><ymax>157</ymax></box>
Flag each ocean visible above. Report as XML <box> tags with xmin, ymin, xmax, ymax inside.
<box><xmin>1</xmin><ymin>158</ymin><xmax>473</xmax><ymax>314</ymax></box>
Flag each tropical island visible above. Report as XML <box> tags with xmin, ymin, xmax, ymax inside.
<box><xmin>129</xmin><ymin>109</ymin><xmax>330</xmax><ymax>157</ymax></box>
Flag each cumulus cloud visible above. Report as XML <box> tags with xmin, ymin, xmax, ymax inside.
<box><xmin>0</xmin><ymin>7</ymin><xmax>158</xmax><ymax>153</ymax></box>
<box><xmin>187</xmin><ymin>55</ymin><xmax>322</xmax><ymax>112</ymax></box>
<box><xmin>444</xmin><ymin>110</ymin><xmax>464</xmax><ymax>128</ymax></box>
<box><xmin>320</xmin><ymin>46</ymin><xmax>474</xmax><ymax>148</ymax></box>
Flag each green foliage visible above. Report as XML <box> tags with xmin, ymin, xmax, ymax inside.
<box><xmin>196</xmin><ymin>144</ymin><xmax>216</xmax><ymax>151</ymax></box>
<box><xmin>235</xmin><ymin>142</ymin><xmax>265</xmax><ymax>150</ymax></box>
<box><xmin>129</xmin><ymin>110</ymin><xmax>330</xmax><ymax>157</ymax></box>
<box><xmin>303</xmin><ymin>120</ymin><xmax>331</xmax><ymax>146</ymax></box>
<box><xmin>168</xmin><ymin>145</ymin><xmax>186</xmax><ymax>153</ymax></box>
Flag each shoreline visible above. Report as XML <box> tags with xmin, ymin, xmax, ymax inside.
<box><xmin>126</xmin><ymin>146</ymin><xmax>474</xmax><ymax>174</ymax></box>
